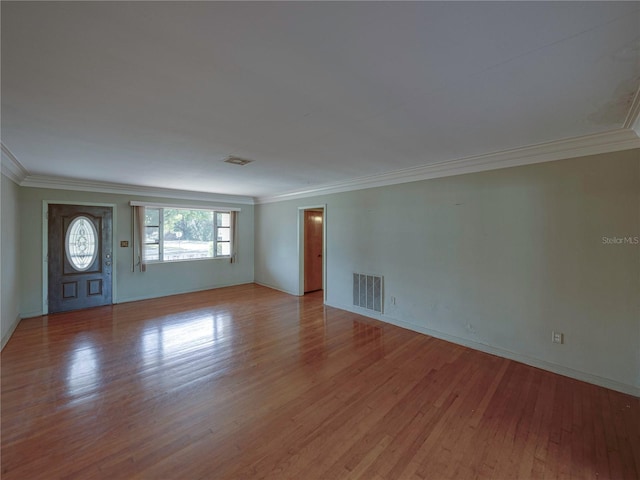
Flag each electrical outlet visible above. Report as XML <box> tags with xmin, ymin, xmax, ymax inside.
<box><xmin>552</xmin><ymin>331</ymin><xmax>564</xmax><ymax>344</ymax></box>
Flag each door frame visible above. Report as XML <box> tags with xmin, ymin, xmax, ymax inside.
<box><xmin>297</xmin><ymin>204</ymin><xmax>326</xmax><ymax>300</ymax></box>
<box><xmin>42</xmin><ymin>200</ymin><xmax>118</xmax><ymax>315</ymax></box>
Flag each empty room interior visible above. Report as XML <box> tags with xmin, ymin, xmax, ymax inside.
<box><xmin>1</xmin><ymin>2</ymin><xmax>639</xmax><ymax>479</ymax></box>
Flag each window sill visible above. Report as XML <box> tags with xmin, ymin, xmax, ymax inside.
<box><xmin>145</xmin><ymin>256</ymin><xmax>231</xmax><ymax>265</ymax></box>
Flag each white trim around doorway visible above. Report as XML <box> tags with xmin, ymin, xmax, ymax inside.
<box><xmin>297</xmin><ymin>205</ymin><xmax>327</xmax><ymax>301</ymax></box>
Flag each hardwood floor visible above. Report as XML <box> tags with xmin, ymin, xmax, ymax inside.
<box><xmin>1</xmin><ymin>284</ymin><xmax>638</xmax><ymax>479</ymax></box>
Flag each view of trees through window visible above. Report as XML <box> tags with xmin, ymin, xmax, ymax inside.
<box><xmin>144</xmin><ymin>207</ymin><xmax>230</xmax><ymax>262</ymax></box>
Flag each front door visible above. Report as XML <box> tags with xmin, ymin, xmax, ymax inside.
<box><xmin>48</xmin><ymin>204</ymin><xmax>113</xmax><ymax>313</ymax></box>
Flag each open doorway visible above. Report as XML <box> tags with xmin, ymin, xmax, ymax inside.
<box><xmin>304</xmin><ymin>209</ymin><xmax>323</xmax><ymax>293</ymax></box>
<box><xmin>298</xmin><ymin>205</ymin><xmax>326</xmax><ymax>297</ymax></box>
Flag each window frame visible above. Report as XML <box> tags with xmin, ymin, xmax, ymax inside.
<box><xmin>143</xmin><ymin>208</ymin><xmax>163</xmax><ymax>262</ymax></box>
<box><xmin>214</xmin><ymin>211</ymin><xmax>231</xmax><ymax>258</ymax></box>
<box><xmin>143</xmin><ymin>206</ymin><xmax>233</xmax><ymax>264</ymax></box>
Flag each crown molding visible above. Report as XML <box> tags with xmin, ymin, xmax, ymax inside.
<box><xmin>6</xmin><ymin>128</ymin><xmax>639</xmax><ymax>206</ymax></box>
<box><xmin>20</xmin><ymin>175</ymin><xmax>256</xmax><ymax>205</ymax></box>
<box><xmin>256</xmin><ymin>128</ymin><xmax>640</xmax><ymax>204</ymax></box>
<box><xmin>1</xmin><ymin>143</ymin><xmax>29</xmax><ymax>184</ymax></box>
<box><xmin>2</xmin><ymin>141</ymin><xmax>254</xmax><ymax>204</ymax></box>
<box><xmin>624</xmin><ymin>84</ymin><xmax>640</xmax><ymax>137</ymax></box>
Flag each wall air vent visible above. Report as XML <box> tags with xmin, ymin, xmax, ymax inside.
<box><xmin>224</xmin><ymin>156</ymin><xmax>253</xmax><ymax>166</ymax></box>
<box><xmin>353</xmin><ymin>273</ymin><xmax>383</xmax><ymax>313</ymax></box>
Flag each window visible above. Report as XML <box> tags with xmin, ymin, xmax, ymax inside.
<box><xmin>215</xmin><ymin>212</ymin><xmax>231</xmax><ymax>256</ymax></box>
<box><xmin>142</xmin><ymin>207</ymin><xmax>231</xmax><ymax>262</ymax></box>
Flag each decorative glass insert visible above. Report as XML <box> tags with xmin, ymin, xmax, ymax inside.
<box><xmin>65</xmin><ymin>216</ymin><xmax>98</xmax><ymax>271</ymax></box>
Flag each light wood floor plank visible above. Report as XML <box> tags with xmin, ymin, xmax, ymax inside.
<box><xmin>1</xmin><ymin>284</ymin><xmax>638</xmax><ymax>479</ymax></box>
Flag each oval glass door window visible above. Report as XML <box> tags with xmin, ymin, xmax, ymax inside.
<box><xmin>65</xmin><ymin>216</ymin><xmax>98</xmax><ymax>271</ymax></box>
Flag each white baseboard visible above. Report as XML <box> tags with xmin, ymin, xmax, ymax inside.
<box><xmin>1</xmin><ymin>314</ymin><xmax>21</xmax><ymax>350</ymax></box>
<box><xmin>254</xmin><ymin>281</ymin><xmax>299</xmax><ymax>296</ymax></box>
<box><xmin>327</xmin><ymin>301</ymin><xmax>639</xmax><ymax>398</ymax></box>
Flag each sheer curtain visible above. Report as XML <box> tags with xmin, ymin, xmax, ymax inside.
<box><xmin>134</xmin><ymin>205</ymin><xmax>147</xmax><ymax>272</ymax></box>
<box><xmin>230</xmin><ymin>211</ymin><xmax>238</xmax><ymax>263</ymax></box>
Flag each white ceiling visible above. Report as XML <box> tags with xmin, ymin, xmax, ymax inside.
<box><xmin>2</xmin><ymin>2</ymin><xmax>639</xmax><ymax>201</ymax></box>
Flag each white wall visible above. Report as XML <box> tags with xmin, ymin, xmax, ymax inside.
<box><xmin>19</xmin><ymin>187</ymin><xmax>254</xmax><ymax>317</ymax></box>
<box><xmin>254</xmin><ymin>149</ymin><xmax>640</xmax><ymax>395</ymax></box>
<box><xmin>1</xmin><ymin>174</ymin><xmax>22</xmax><ymax>348</ymax></box>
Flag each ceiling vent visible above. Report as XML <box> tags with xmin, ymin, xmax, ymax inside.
<box><xmin>224</xmin><ymin>156</ymin><xmax>253</xmax><ymax>166</ymax></box>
